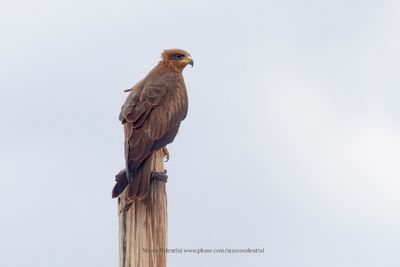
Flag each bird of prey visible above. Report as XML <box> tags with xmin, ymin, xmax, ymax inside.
<box><xmin>112</xmin><ymin>49</ymin><xmax>193</xmax><ymax>202</ymax></box>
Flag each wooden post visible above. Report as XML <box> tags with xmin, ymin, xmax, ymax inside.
<box><xmin>117</xmin><ymin>149</ymin><xmax>168</xmax><ymax>267</ymax></box>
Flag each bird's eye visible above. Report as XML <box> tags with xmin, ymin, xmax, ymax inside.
<box><xmin>174</xmin><ymin>54</ymin><xmax>185</xmax><ymax>59</ymax></box>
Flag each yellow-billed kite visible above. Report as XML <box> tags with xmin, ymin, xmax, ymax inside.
<box><xmin>112</xmin><ymin>49</ymin><xmax>193</xmax><ymax>202</ymax></box>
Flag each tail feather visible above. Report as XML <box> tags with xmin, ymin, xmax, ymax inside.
<box><xmin>127</xmin><ymin>156</ymin><xmax>153</xmax><ymax>201</ymax></box>
<box><xmin>112</xmin><ymin>170</ymin><xmax>129</xmax><ymax>198</ymax></box>
<box><xmin>111</xmin><ymin>156</ymin><xmax>153</xmax><ymax>203</ymax></box>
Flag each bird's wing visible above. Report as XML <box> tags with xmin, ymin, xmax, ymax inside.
<box><xmin>118</xmin><ymin>79</ymin><xmax>161</xmax><ymax>127</ymax></box>
<box><xmin>143</xmin><ymin>80</ymin><xmax>188</xmax><ymax>140</ymax></box>
<box><xmin>119</xmin><ymin>73</ymin><xmax>187</xmax><ymax>169</ymax></box>
<box><xmin>114</xmin><ymin>72</ymin><xmax>188</xmax><ymax>200</ymax></box>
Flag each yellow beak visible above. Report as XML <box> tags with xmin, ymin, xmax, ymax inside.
<box><xmin>185</xmin><ymin>56</ymin><xmax>194</xmax><ymax>67</ymax></box>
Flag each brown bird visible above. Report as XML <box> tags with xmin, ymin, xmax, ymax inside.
<box><xmin>112</xmin><ymin>49</ymin><xmax>193</xmax><ymax>202</ymax></box>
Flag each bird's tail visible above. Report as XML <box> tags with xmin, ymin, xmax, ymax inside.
<box><xmin>112</xmin><ymin>169</ymin><xmax>129</xmax><ymax>198</ymax></box>
<box><xmin>112</xmin><ymin>156</ymin><xmax>153</xmax><ymax>204</ymax></box>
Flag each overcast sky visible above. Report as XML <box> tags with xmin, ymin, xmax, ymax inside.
<box><xmin>1</xmin><ymin>0</ymin><xmax>400</xmax><ymax>266</ymax></box>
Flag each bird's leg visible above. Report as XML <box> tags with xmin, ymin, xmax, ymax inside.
<box><xmin>162</xmin><ymin>147</ymin><xmax>170</xmax><ymax>162</ymax></box>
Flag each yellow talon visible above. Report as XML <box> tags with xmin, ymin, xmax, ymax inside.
<box><xmin>162</xmin><ymin>147</ymin><xmax>170</xmax><ymax>162</ymax></box>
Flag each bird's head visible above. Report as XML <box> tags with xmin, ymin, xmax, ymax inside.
<box><xmin>161</xmin><ymin>49</ymin><xmax>194</xmax><ymax>71</ymax></box>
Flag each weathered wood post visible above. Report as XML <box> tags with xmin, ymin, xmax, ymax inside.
<box><xmin>117</xmin><ymin>149</ymin><xmax>168</xmax><ymax>267</ymax></box>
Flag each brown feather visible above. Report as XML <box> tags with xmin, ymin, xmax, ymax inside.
<box><xmin>112</xmin><ymin>49</ymin><xmax>192</xmax><ymax>201</ymax></box>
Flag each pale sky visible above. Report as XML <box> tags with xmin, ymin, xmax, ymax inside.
<box><xmin>1</xmin><ymin>1</ymin><xmax>400</xmax><ymax>266</ymax></box>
